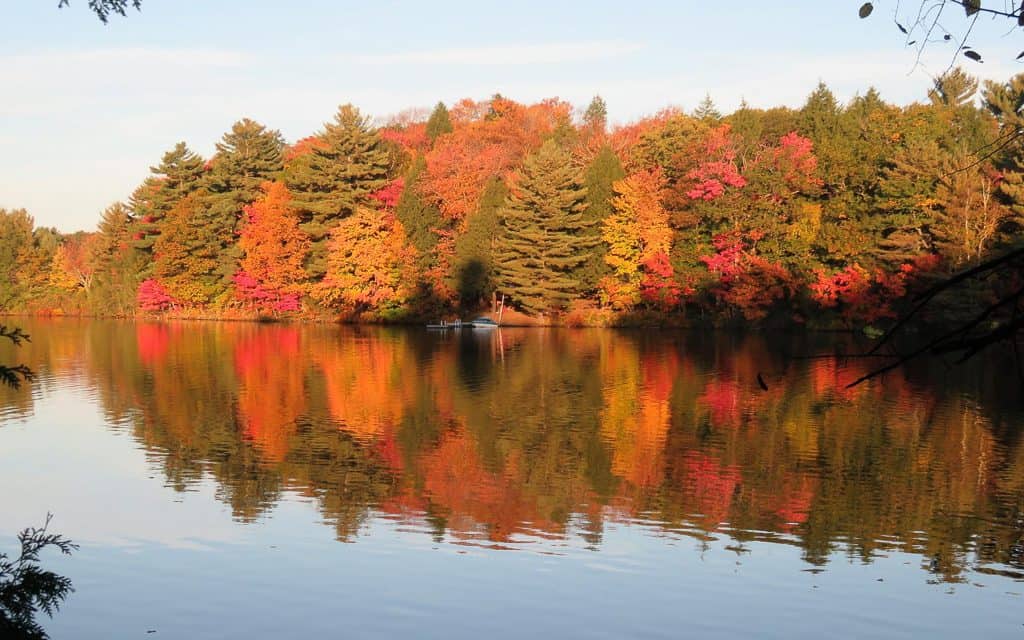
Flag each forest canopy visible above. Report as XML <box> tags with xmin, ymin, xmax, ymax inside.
<box><xmin>3</xmin><ymin>73</ymin><xmax>1022</xmax><ymax>326</ymax></box>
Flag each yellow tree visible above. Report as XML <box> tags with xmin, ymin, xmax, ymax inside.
<box><xmin>600</xmin><ymin>169</ymin><xmax>674</xmax><ymax>309</ymax></box>
<box><xmin>314</xmin><ymin>206</ymin><xmax>418</xmax><ymax>316</ymax></box>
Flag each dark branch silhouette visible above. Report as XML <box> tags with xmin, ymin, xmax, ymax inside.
<box><xmin>0</xmin><ymin>326</ymin><xmax>33</xmax><ymax>390</ymax></box>
<box><xmin>850</xmin><ymin>247</ymin><xmax>1024</xmax><ymax>386</ymax></box>
<box><xmin>56</xmin><ymin>0</ymin><xmax>141</xmax><ymax>24</ymax></box>
<box><xmin>0</xmin><ymin>514</ymin><xmax>77</xmax><ymax>640</ymax></box>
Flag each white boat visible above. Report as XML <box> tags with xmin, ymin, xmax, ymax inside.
<box><xmin>467</xmin><ymin>317</ymin><xmax>499</xmax><ymax>329</ymax></box>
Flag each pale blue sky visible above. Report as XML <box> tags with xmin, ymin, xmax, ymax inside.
<box><xmin>2</xmin><ymin>1</ymin><xmax>1022</xmax><ymax>231</ymax></box>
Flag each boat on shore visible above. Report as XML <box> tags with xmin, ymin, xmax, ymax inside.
<box><xmin>467</xmin><ymin>317</ymin><xmax>498</xmax><ymax>329</ymax></box>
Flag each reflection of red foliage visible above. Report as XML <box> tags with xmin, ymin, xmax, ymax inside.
<box><xmin>808</xmin><ymin>357</ymin><xmax>870</xmax><ymax>401</ymax></box>
<box><xmin>372</xmin><ymin>426</ymin><xmax>404</xmax><ymax>474</ymax></box>
<box><xmin>771</xmin><ymin>475</ymin><xmax>817</xmax><ymax>531</ymax></box>
<box><xmin>681</xmin><ymin>452</ymin><xmax>741</xmax><ymax>528</ymax></box>
<box><xmin>136</xmin><ymin>323</ymin><xmax>172</xmax><ymax>366</ymax></box>
<box><xmin>698</xmin><ymin>377</ymin><xmax>744</xmax><ymax>429</ymax></box>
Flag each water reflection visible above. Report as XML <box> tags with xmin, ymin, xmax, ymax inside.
<box><xmin>2</xmin><ymin>319</ymin><xmax>1022</xmax><ymax>583</ymax></box>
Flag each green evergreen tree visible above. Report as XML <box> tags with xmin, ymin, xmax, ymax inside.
<box><xmin>575</xmin><ymin>145</ymin><xmax>625</xmax><ymax>292</ymax></box>
<box><xmin>395</xmin><ymin>157</ymin><xmax>443</xmax><ymax>272</ymax></box>
<box><xmin>583</xmin><ymin>95</ymin><xmax>608</xmax><ymax>134</ymax></box>
<box><xmin>424</xmin><ymin>102</ymin><xmax>454</xmax><ymax>143</ymax></box>
<box><xmin>205</xmin><ymin>118</ymin><xmax>284</xmax><ymax>215</ymax></box>
<box><xmin>493</xmin><ymin>140</ymin><xmax>594</xmax><ymax>314</ymax></box>
<box><xmin>799</xmin><ymin>82</ymin><xmax>846</xmax><ymax>189</ymax></box>
<box><xmin>0</xmin><ymin>209</ymin><xmax>34</xmax><ymax>309</ymax></box>
<box><xmin>203</xmin><ymin>118</ymin><xmax>285</xmax><ymax>287</ymax></box>
<box><xmin>152</xmin><ymin>193</ymin><xmax>222</xmax><ymax>306</ymax></box>
<box><xmin>983</xmin><ymin>73</ymin><xmax>1024</xmax><ymax>224</ymax></box>
<box><xmin>693</xmin><ymin>93</ymin><xmax>722</xmax><ymax>122</ymax></box>
<box><xmin>928</xmin><ymin>67</ymin><xmax>978</xmax><ymax>108</ymax></box>
<box><xmin>871</xmin><ymin>137</ymin><xmax>944</xmax><ymax>265</ymax></box>
<box><xmin>284</xmin><ymin>104</ymin><xmax>391</xmax><ymax>279</ymax></box>
<box><xmin>452</xmin><ymin>177</ymin><xmax>506</xmax><ymax>306</ymax></box>
<box><xmin>89</xmin><ymin>202</ymin><xmax>144</xmax><ymax>315</ymax></box>
<box><xmin>131</xmin><ymin>142</ymin><xmax>206</xmax><ymax>255</ymax></box>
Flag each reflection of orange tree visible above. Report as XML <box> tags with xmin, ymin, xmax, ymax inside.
<box><xmin>421</xmin><ymin>427</ymin><xmax>547</xmax><ymax>543</ymax></box>
<box><xmin>8</xmin><ymin>322</ymin><xmax>1024</xmax><ymax>576</ymax></box>
<box><xmin>316</xmin><ymin>331</ymin><xmax>415</xmax><ymax>442</ymax></box>
<box><xmin>234</xmin><ymin>326</ymin><xmax>304</xmax><ymax>463</ymax></box>
<box><xmin>600</xmin><ymin>336</ymin><xmax>675</xmax><ymax>492</ymax></box>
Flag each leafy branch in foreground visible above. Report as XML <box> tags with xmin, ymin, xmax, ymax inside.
<box><xmin>0</xmin><ymin>326</ymin><xmax>33</xmax><ymax>390</ymax></box>
<box><xmin>0</xmin><ymin>514</ymin><xmax>78</xmax><ymax>640</ymax></box>
<box><xmin>56</xmin><ymin>0</ymin><xmax>141</xmax><ymax>24</ymax></box>
<box><xmin>850</xmin><ymin>247</ymin><xmax>1024</xmax><ymax>387</ymax></box>
<box><xmin>859</xmin><ymin>1</ymin><xmax>1024</xmax><ymax>69</ymax></box>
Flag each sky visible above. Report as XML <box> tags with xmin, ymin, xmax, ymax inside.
<box><xmin>2</xmin><ymin>1</ymin><xmax>1023</xmax><ymax>232</ymax></box>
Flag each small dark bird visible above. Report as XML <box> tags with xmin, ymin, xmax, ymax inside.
<box><xmin>757</xmin><ymin>373</ymin><xmax>768</xmax><ymax>391</ymax></box>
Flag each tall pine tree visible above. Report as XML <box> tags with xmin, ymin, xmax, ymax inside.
<box><xmin>575</xmin><ymin>145</ymin><xmax>625</xmax><ymax>292</ymax></box>
<box><xmin>131</xmin><ymin>142</ymin><xmax>206</xmax><ymax>256</ymax></box>
<box><xmin>425</xmin><ymin>102</ymin><xmax>454</xmax><ymax>143</ymax></box>
<box><xmin>89</xmin><ymin>202</ymin><xmax>145</xmax><ymax>315</ymax></box>
<box><xmin>453</xmin><ymin>177</ymin><xmax>506</xmax><ymax>306</ymax></box>
<box><xmin>203</xmin><ymin>118</ymin><xmax>285</xmax><ymax>287</ymax></box>
<box><xmin>284</xmin><ymin>104</ymin><xmax>391</xmax><ymax>279</ymax></box>
<box><xmin>493</xmin><ymin>140</ymin><xmax>593</xmax><ymax>314</ymax></box>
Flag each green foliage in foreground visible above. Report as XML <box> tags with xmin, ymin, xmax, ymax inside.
<box><xmin>0</xmin><ymin>516</ymin><xmax>77</xmax><ymax>640</ymax></box>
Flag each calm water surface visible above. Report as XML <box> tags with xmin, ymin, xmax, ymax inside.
<box><xmin>1</xmin><ymin>319</ymin><xmax>1022</xmax><ymax>638</ymax></box>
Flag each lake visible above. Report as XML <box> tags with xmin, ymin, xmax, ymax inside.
<box><xmin>1</xmin><ymin>319</ymin><xmax>1022</xmax><ymax>638</ymax></box>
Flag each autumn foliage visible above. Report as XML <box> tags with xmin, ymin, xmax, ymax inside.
<box><xmin>9</xmin><ymin>73</ymin><xmax>1023</xmax><ymax>327</ymax></box>
<box><xmin>235</xmin><ymin>181</ymin><xmax>308</xmax><ymax>313</ymax></box>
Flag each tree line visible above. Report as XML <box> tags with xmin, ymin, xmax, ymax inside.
<box><xmin>2</xmin><ymin>69</ymin><xmax>1022</xmax><ymax>325</ymax></box>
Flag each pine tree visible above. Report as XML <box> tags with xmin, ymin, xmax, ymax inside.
<box><xmin>0</xmin><ymin>209</ymin><xmax>34</xmax><ymax>308</ymax></box>
<box><xmin>205</xmin><ymin>118</ymin><xmax>285</xmax><ymax>218</ymax></box>
<box><xmin>799</xmin><ymin>82</ymin><xmax>845</xmax><ymax>188</ymax></box>
<box><xmin>152</xmin><ymin>193</ymin><xmax>223</xmax><ymax>306</ymax></box>
<box><xmin>131</xmin><ymin>142</ymin><xmax>206</xmax><ymax>255</ymax></box>
<box><xmin>283</xmin><ymin>104</ymin><xmax>391</xmax><ymax>279</ymax></box>
<box><xmin>395</xmin><ymin>157</ymin><xmax>444</xmax><ymax>271</ymax></box>
<box><xmin>575</xmin><ymin>145</ymin><xmax>625</xmax><ymax>292</ymax></box>
<box><xmin>693</xmin><ymin>93</ymin><xmax>722</xmax><ymax>122</ymax></box>
<box><xmin>928</xmin><ymin>67</ymin><xmax>978</xmax><ymax>108</ymax></box>
<box><xmin>453</xmin><ymin>177</ymin><xmax>506</xmax><ymax>306</ymax></box>
<box><xmin>583</xmin><ymin>95</ymin><xmax>608</xmax><ymax>135</ymax></box>
<box><xmin>203</xmin><ymin>119</ymin><xmax>285</xmax><ymax>286</ymax></box>
<box><xmin>425</xmin><ymin>102</ymin><xmax>454</xmax><ymax>143</ymax></box>
<box><xmin>983</xmin><ymin>73</ymin><xmax>1024</xmax><ymax>223</ymax></box>
<box><xmin>89</xmin><ymin>202</ymin><xmax>145</xmax><ymax>315</ymax></box>
<box><xmin>493</xmin><ymin>140</ymin><xmax>594</xmax><ymax>314</ymax></box>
